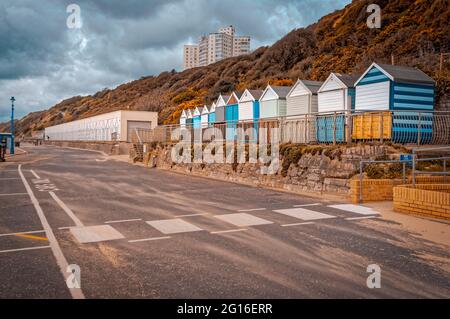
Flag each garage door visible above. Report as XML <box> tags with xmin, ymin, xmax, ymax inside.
<box><xmin>127</xmin><ymin>121</ymin><xmax>152</xmax><ymax>142</ymax></box>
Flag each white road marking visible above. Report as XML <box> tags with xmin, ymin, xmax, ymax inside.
<box><xmin>0</xmin><ymin>230</ymin><xmax>45</xmax><ymax>237</ymax></box>
<box><xmin>0</xmin><ymin>178</ymin><xmax>21</xmax><ymax>180</ymax></box>
<box><xmin>147</xmin><ymin>219</ymin><xmax>203</xmax><ymax>234</ymax></box>
<box><xmin>104</xmin><ymin>218</ymin><xmax>142</xmax><ymax>224</ymax></box>
<box><xmin>273</xmin><ymin>208</ymin><xmax>336</xmax><ymax>221</ymax></box>
<box><xmin>0</xmin><ymin>193</ymin><xmax>28</xmax><ymax>196</ymax></box>
<box><xmin>49</xmin><ymin>191</ymin><xmax>84</xmax><ymax>227</ymax></box>
<box><xmin>345</xmin><ymin>216</ymin><xmax>378</xmax><ymax>221</ymax></box>
<box><xmin>328</xmin><ymin>204</ymin><xmax>380</xmax><ymax>216</ymax></box>
<box><xmin>210</xmin><ymin>229</ymin><xmax>248</xmax><ymax>234</ymax></box>
<box><xmin>30</xmin><ymin>170</ymin><xmax>40</xmax><ymax>179</ymax></box>
<box><xmin>237</xmin><ymin>208</ymin><xmax>266</xmax><ymax>212</ymax></box>
<box><xmin>58</xmin><ymin>227</ymin><xmax>73</xmax><ymax>230</ymax></box>
<box><xmin>18</xmin><ymin>164</ymin><xmax>85</xmax><ymax>299</ymax></box>
<box><xmin>95</xmin><ymin>158</ymin><xmax>108</xmax><ymax>162</ymax></box>
<box><xmin>128</xmin><ymin>236</ymin><xmax>171</xmax><ymax>243</ymax></box>
<box><xmin>0</xmin><ymin>245</ymin><xmax>51</xmax><ymax>254</ymax></box>
<box><xmin>173</xmin><ymin>213</ymin><xmax>209</xmax><ymax>218</ymax></box>
<box><xmin>70</xmin><ymin>225</ymin><xmax>125</xmax><ymax>244</ymax></box>
<box><xmin>281</xmin><ymin>222</ymin><xmax>315</xmax><ymax>227</ymax></box>
<box><xmin>215</xmin><ymin>213</ymin><xmax>273</xmax><ymax>227</ymax></box>
<box><xmin>293</xmin><ymin>203</ymin><xmax>321</xmax><ymax>207</ymax></box>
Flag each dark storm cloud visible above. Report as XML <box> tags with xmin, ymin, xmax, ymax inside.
<box><xmin>0</xmin><ymin>0</ymin><xmax>351</xmax><ymax>122</ymax></box>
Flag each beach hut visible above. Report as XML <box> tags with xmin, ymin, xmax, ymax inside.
<box><xmin>238</xmin><ymin>89</ymin><xmax>263</xmax><ymax>143</ymax></box>
<box><xmin>259</xmin><ymin>85</ymin><xmax>292</xmax><ymax>120</ymax></box>
<box><xmin>238</xmin><ymin>89</ymin><xmax>262</xmax><ymax>121</ymax></box>
<box><xmin>185</xmin><ymin>109</ymin><xmax>193</xmax><ymax>126</ymax></box>
<box><xmin>317</xmin><ymin>73</ymin><xmax>359</xmax><ymax>142</ymax></box>
<box><xmin>225</xmin><ymin>92</ymin><xmax>243</xmax><ymax>141</ymax></box>
<box><xmin>215</xmin><ymin>94</ymin><xmax>230</xmax><ymax>123</ymax></box>
<box><xmin>286</xmin><ymin>80</ymin><xmax>323</xmax><ymax>117</ymax></box>
<box><xmin>285</xmin><ymin>80</ymin><xmax>323</xmax><ymax>143</ymax></box>
<box><xmin>192</xmin><ymin>107</ymin><xmax>201</xmax><ymax>129</ymax></box>
<box><xmin>180</xmin><ymin>109</ymin><xmax>187</xmax><ymax>128</ymax></box>
<box><xmin>201</xmin><ymin>105</ymin><xmax>210</xmax><ymax>128</ymax></box>
<box><xmin>354</xmin><ymin>63</ymin><xmax>435</xmax><ymax>143</ymax></box>
<box><xmin>208</xmin><ymin>102</ymin><xmax>216</xmax><ymax>125</ymax></box>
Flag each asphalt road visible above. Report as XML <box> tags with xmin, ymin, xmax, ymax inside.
<box><xmin>0</xmin><ymin>144</ymin><xmax>449</xmax><ymax>298</ymax></box>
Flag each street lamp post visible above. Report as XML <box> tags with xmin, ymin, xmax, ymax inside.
<box><xmin>10</xmin><ymin>96</ymin><xmax>15</xmax><ymax>155</ymax></box>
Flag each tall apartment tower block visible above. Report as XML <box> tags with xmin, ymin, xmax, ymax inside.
<box><xmin>183</xmin><ymin>25</ymin><xmax>251</xmax><ymax>70</ymax></box>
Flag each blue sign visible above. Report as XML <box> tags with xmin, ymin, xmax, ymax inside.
<box><xmin>400</xmin><ymin>154</ymin><xmax>413</xmax><ymax>162</ymax></box>
<box><xmin>400</xmin><ymin>154</ymin><xmax>413</xmax><ymax>167</ymax></box>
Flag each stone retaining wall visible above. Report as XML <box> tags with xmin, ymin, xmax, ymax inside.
<box><xmin>143</xmin><ymin>144</ymin><xmax>388</xmax><ymax>196</ymax></box>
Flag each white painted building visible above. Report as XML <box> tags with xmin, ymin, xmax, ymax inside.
<box><xmin>184</xmin><ymin>25</ymin><xmax>251</xmax><ymax>70</ymax></box>
<box><xmin>183</xmin><ymin>45</ymin><xmax>199</xmax><ymax>70</ymax></box>
<box><xmin>44</xmin><ymin>110</ymin><xmax>158</xmax><ymax>142</ymax></box>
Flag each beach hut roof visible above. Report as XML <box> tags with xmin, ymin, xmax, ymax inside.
<box><xmin>355</xmin><ymin>62</ymin><xmax>435</xmax><ymax>86</ymax></box>
<box><xmin>216</xmin><ymin>94</ymin><xmax>230</xmax><ymax>107</ymax></box>
<box><xmin>239</xmin><ymin>89</ymin><xmax>264</xmax><ymax>102</ymax></box>
<box><xmin>287</xmin><ymin>80</ymin><xmax>323</xmax><ymax>97</ymax></box>
<box><xmin>318</xmin><ymin>73</ymin><xmax>359</xmax><ymax>92</ymax></box>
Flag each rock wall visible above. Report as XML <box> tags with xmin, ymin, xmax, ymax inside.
<box><xmin>143</xmin><ymin>144</ymin><xmax>388</xmax><ymax>196</ymax></box>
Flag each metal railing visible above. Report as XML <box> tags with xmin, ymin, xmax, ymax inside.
<box><xmin>132</xmin><ymin>110</ymin><xmax>450</xmax><ymax>146</ymax></box>
<box><xmin>412</xmin><ymin>146</ymin><xmax>450</xmax><ymax>187</ymax></box>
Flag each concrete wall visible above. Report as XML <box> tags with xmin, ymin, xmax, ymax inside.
<box><xmin>44</xmin><ymin>140</ymin><xmax>131</xmax><ymax>155</ymax></box>
<box><xmin>45</xmin><ymin>110</ymin><xmax>158</xmax><ymax>142</ymax></box>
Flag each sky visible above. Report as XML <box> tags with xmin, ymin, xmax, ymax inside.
<box><xmin>0</xmin><ymin>0</ymin><xmax>351</xmax><ymax>122</ymax></box>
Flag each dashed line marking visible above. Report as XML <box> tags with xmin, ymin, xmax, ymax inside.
<box><xmin>105</xmin><ymin>218</ymin><xmax>142</xmax><ymax>224</ymax></box>
<box><xmin>281</xmin><ymin>222</ymin><xmax>315</xmax><ymax>227</ymax></box>
<box><xmin>128</xmin><ymin>236</ymin><xmax>171</xmax><ymax>243</ymax></box>
<box><xmin>237</xmin><ymin>208</ymin><xmax>266</xmax><ymax>212</ymax></box>
<box><xmin>210</xmin><ymin>229</ymin><xmax>248</xmax><ymax>234</ymax></box>
<box><xmin>345</xmin><ymin>216</ymin><xmax>378</xmax><ymax>221</ymax></box>
<box><xmin>293</xmin><ymin>203</ymin><xmax>321</xmax><ymax>207</ymax></box>
<box><xmin>173</xmin><ymin>213</ymin><xmax>209</xmax><ymax>218</ymax></box>
<box><xmin>0</xmin><ymin>193</ymin><xmax>28</xmax><ymax>197</ymax></box>
<box><xmin>0</xmin><ymin>178</ymin><xmax>21</xmax><ymax>180</ymax></box>
<box><xmin>0</xmin><ymin>245</ymin><xmax>51</xmax><ymax>254</ymax></box>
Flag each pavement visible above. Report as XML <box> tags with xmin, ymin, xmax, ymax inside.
<box><xmin>0</xmin><ymin>144</ymin><xmax>449</xmax><ymax>298</ymax></box>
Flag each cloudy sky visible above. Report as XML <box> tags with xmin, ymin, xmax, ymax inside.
<box><xmin>0</xmin><ymin>0</ymin><xmax>351</xmax><ymax>122</ymax></box>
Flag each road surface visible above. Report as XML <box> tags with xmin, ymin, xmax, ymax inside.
<box><xmin>0</xmin><ymin>144</ymin><xmax>449</xmax><ymax>298</ymax></box>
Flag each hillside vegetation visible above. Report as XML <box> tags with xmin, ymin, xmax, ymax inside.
<box><xmin>2</xmin><ymin>0</ymin><xmax>449</xmax><ymax>136</ymax></box>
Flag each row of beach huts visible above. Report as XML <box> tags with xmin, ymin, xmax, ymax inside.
<box><xmin>179</xmin><ymin>62</ymin><xmax>436</xmax><ymax>143</ymax></box>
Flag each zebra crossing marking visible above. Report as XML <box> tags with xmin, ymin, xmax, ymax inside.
<box><xmin>273</xmin><ymin>208</ymin><xmax>336</xmax><ymax>221</ymax></box>
<box><xmin>146</xmin><ymin>218</ymin><xmax>203</xmax><ymax>234</ymax></box>
<box><xmin>214</xmin><ymin>213</ymin><xmax>273</xmax><ymax>227</ymax></box>
<box><xmin>328</xmin><ymin>204</ymin><xmax>379</xmax><ymax>216</ymax></box>
<box><xmin>70</xmin><ymin>225</ymin><xmax>125</xmax><ymax>244</ymax></box>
